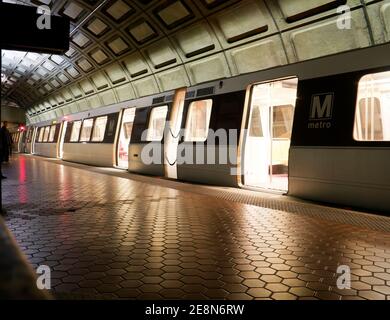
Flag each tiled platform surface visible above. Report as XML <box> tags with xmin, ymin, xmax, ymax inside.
<box><xmin>2</xmin><ymin>154</ymin><xmax>390</xmax><ymax>300</ymax></box>
<box><xmin>0</xmin><ymin>217</ymin><xmax>50</xmax><ymax>299</ymax></box>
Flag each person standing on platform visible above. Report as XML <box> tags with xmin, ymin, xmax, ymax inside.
<box><xmin>0</xmin><ymin>122</ymin><xmax>7</xmax><ymax>179</ymax></box>
<box><xmin>1</xmin><ymin>121</ymin><xmax>12</xmax><ymax>163</ymax></box>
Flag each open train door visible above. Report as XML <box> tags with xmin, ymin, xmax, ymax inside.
<box><xmin>116</xmin><ymin>107</ymin><xmax>136</xmax><ymax>169</ymax></box>
<box><xmin>17</xmin><ymin>130</ymin><xmax>25</xmax><ymax>153</ymax></box>
<box><xmin>164</xmin><ymin>88</ymin><xmax>186</xmax><ymax>179</ymax></box>
<box><xmin>58</xmin><ymin>120</ymin><xmax>68</xmax><ymax>159</ymax></box>
<box><xmin>31</xmin><ymin>127</ymin><xmax>38</xmax><ymax>154</ymax></box>
<box><xmin>242</xmin><ymin>77</ymin><xmax>298</xmax><ymax>192</ymax></box>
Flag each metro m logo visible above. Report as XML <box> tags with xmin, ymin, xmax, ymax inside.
<box><xmin>310</xmin><ymin>93</ymin><xmax>334</xmax><ymax>120</ymax></box>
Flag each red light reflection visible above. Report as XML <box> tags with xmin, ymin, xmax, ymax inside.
<box><xmin>18</xmin><ymin>156</ymin><xmax>27</xmax><ymax>203</ymax></box>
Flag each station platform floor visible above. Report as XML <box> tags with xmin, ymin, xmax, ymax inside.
<box><xmin>1</xmin><ymin>154</ymin><xmax>390</xmax><ymax>300</ymax></box>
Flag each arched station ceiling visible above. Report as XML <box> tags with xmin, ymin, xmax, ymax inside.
<box><xmin>1</xmin><ymin>0</ymin><xmax>389</xmax><ymax>124</ymax></box>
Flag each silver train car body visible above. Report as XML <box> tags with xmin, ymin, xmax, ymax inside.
<box><xmin>28</xmin><ymin>44</ymin><xmax>390</xmax><ymax>212</ymax></box>
<box><xmin>32</xmin><ymin>123</ymin><xmax>61</xmax><ymax>158</ymax></box>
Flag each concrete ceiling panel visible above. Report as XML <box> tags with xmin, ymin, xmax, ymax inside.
<box><xmin>132</xmin><ymin>76</ymin><xmax>160</xmax><ymax>97</ymax></box>
<box><xmin>115</xmin><ymin>82</ymin><xmax>135</xmax><ymax>102</ymax></box>
<box><xmin>0</xmin><ymin>0</ymin><xmax>387</xmax><ymax>117</ymax></box>
<box><xmin>227</xmin><ymin>36</ymin><xmax>288</xmax><ymax>75</ymax></box>
<box><xmin>155</xmin><ymin>66</ymin><xmax>190</xmax><ymax>91</ymax></box>
<box><xmin>187</xmin><ymin>52</ymin><xmax>230</xmax><ymax>84</ymax></box>
<box><xmin>289</xmin><ymin>8</ymin><xmax>370</xmax><ymax>61</ymax></box>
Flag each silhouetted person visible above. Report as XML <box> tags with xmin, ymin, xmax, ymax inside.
<box><xmin>0</xmin><ymin>122</ymin><xmax>6</xmax><ymax>179</ymax></box>
<box><xmin>1</xmin><ymin>121</ymin><xmax>12</xmax><ymax>163</ymax></box>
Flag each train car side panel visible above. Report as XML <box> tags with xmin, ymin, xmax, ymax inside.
<box><xmin>289</xmin><ymin>68</ymin><xmax>390</xmax><ymax>212</ymax></box>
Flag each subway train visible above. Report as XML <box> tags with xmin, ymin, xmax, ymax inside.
<box><xmin>11</xmin><ymin>130</ymin><xmax>25</xmax><ymax>153</ymax></box>
<box><xmin>24</xmin><ymin>43</ymin><xmax>390</xmax><ymax>212</ymax></box>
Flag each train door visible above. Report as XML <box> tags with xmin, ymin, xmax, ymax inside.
<box><xmin>25</xmin><ymin>128</ymin><xmax>30</xmax><ymax>153</ymax></box>
<box><xmin>58</xmin><ymin>121</ymin><xmax>68</xmax><ymax>159</ymax></box>
<box><xmin>242</xmin><ymin>77</ymin><xmax>298</xmax><ymax>191</ymax></box>
<box><xmin>164</xmin><ymin>88</ymin><xmax>186</xmax><ymax>179</ymax></box>
<box><xmin>21</xmin><ymin>129</ymin><xmax>27</xmax><ymax>153</ymax></box>
<box><xmin>32</xmin><ymin>127</ymin><xmax>38</xmax><ymax>154</ymax></box>
<box><xmin>116</xmin><ymin>108</ymin><xmax>136</xmax><ymax>168</ymax></box>
<box><xmin>26</xmin><ymin>127</ymin><xmax>32</xmax><ymax>153</ymax></box>
<box><xmin>14</xmin><ymin>132</ymin><xmax>20</xmax><ymax>152</ymax></box>
<box><xmin>18</xmin><ymin>131</ymin><xmax>24</xmax><ymax>152</ymax></box>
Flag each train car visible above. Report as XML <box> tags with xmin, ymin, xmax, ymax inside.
<box><xmin>60</xmin><ymin>92</ymin><xmax>173</xmax><ymax>169</ymax></box>
<box><xmin>29</xmin><ymin>43</ymin><xmax>390</xmax><ymax>212</ymax></box>
<box><xmin>128</xmin><ymin>90</ymin><xmax>175</xmax><ymax>176</ymax></box>
<box><xmin>34</xmin><ymin>123</ymin><xmax>62</xmax><ymax>158</ymax></box>
<box><xmin>127</xmin><ymin>86</ymin><xmax>245</xmax><ymax>185</ymax></box>
<box><xmin>288</xmin><ymin>69</ymin><xmax>390</xmax><ymax>212</ymax></box>
<box><xmin>127</xmin><ymin>44</ymin><xmax>390</xmax><ymax>206</ymax></box>
<box><xmin>62</xmin><ymin>110</ymin><xmax>119</xmax><ymax>167</ymax></box>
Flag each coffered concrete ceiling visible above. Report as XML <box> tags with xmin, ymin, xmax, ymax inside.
<box><xmin>0</xmin><ymin>0</ymin><xmax>389</xmax><ymax>124</ymax></box>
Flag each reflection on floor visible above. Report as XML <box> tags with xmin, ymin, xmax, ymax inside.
<box><xmin>245</xmin><ymin>174</ymin><xmax>288</xmax><ymax>192</ymax></box>
<box><xmin>2</xmin><ymin>154</ymin><xmax>390</xmax><ymax>300</ymax></box>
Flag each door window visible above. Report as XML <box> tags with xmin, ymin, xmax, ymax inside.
<box><xmin>91</xmin><ymin>116</ymin><xmax>108</xmax><ymax>142</ymax></box>
<box><xmin>147</xmin><ymin>106</ymin><xmax>168</xmax><ymax>141</ymax></box>
<box><xmin>80</xmin><ymin>118</ymin><xmax>94</xmax><ymax>142</ymax></box>
<box><xmin>43</xmin><ymin>126</ymin><xmax>50</xmax><ymax>142</ymax></box>
<box><xmin>48</xmin><ymin>124</ymin><xmax>56</xmax><ymax>142</ymax></box>
<box><xmin>70</xmin><ymin>121</ymin><xmax>82</xmax><ymax>142</ymax></box>
<box><xmin>184</xmin><ymin>99</ymin><xmax>213</xmax><ymax>142</ymax></box>
<box><xmin>38</xmin><ymin>127</ymin><xmax>44</xmax><ymax>142</ymax></box>
<box><xmin>117</xmin><ymin>108</ymin><xmax>136</xmax><ymax>168</ymax></box>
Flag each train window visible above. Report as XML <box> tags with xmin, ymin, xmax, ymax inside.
<box><xmin>38</xmin><ymin>127</ymin><xmax>44</xmax><ymax>142</ymax></box>
<box><xmin>106</xmin><ymin>117</ymin><xmax>117</xmax><ymax>138</ymax></box>
<box><xmin>91</xmin><ymin>116</ymin><xmax>108</xmax><ymax>142</ymax></box>
<box><xmin>249</xmin><ymin>106</ymin><xmax>263</xmax><ymax>137</ymax></box>
<box><xmin>80</xmin><ymin>118</ymin><xmax>94</xmax><ymax>142</ymax></box>
<box><xmin>354</xmin><ymin>71</ymin><xmax>390</xmax><ymax>141</ymax></box>
<box><xmin>122</xmin><ymin>108</ymin><xmax>136</xmax><ymax>139</ymax></box>
<box><xmin>70</xmin><ymin>120</ymin><xmax>82</xmax><ymax>142</ymax></box>
<box><xmin>48</xmin><ymin>125</ymin><xmax>56</xmax><ymax>142</ymax></box>
<box><xmin>43</xmin><ymin>126</ymin><xmax>50</xmax><ymax>142</ymax></box>
<box><xmin>185</xmin><ymin>99</ymin><xmax>213</xmax><ymax>142</ymax></box>
<box><xmin>124</xmin><ymin>122</ymin><xmax>133</xmax><ymax>139</ymax></box>
<box><xmin>147</xmin><ymin>105</ymin><xmax>168</xmax><ymax>141</ymax></box>
<box><xmin>27</xmin><ymin>128</ymin><xmax>32</xmax><ymax>143</ymax></box>
<box><xmin>273</xmin><ymin>105</ymin><xmax>294</xmax><ymax>139</ymax></box>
